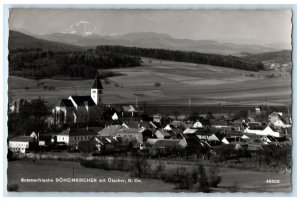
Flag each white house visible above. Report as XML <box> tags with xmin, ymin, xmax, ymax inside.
<box><xmin>56</xmin><ymin>128</ymin><xmax>97</xmax><ymax>146</ymax></box>
<box><xmin>244</xmin><ymin>126</ymin><xmax>280</xmax><ymax>137</ymax></box>
<box><xmin>9</xmin><ymin>136</ymin><xmax>35</xmax><ymax>153</ymax></box>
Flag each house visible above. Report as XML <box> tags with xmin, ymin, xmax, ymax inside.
<box><xmin>78</xmin><ymin>136</ymin><xmax>127</xmax><ymax>154</ymax></box>
<box><xmin>54</xmin><ymin>76</ymin><xmax>103</xmax><ymax>125</ymax></box>
<box><xmin>155</xmin><ymin>129</ymin><xmax>171</xmax><ymax>139</ymax></box>
<box><xmin>122</xmin><ymin>105</ymin><xmax>137</xmax><ymax>117</ymax></box>
<box><xmin>150</xmin><ymin>139</ymin><xmax>183</xmax><ymax>156</ymax></box>
<box><xmin>99</xmin><ymin>125</ymin><xmax>144</xmax><ymax>145</ymax></box>
<box><xmin>8</xmin><ymin>136</ymin><xmax>36</xmax><ymax>153</ymax></box>
<box><xmin>181</xmin><ymin>134</ymin><xmax>211</xmax><ymax>152</ymax></box>
<box><xmin>116</xmin><ymin>127</ymin><xmax>144</xmax><ymax>145</ymax></box>
<box><xmin>98</xmin><ymin>125</ymin><xmax>122</xmax><ymax>136</ymax></box>
<box><xmin>244</xmin><ymin>125</ymin><xmax>280</xmax><ymax>137</ymax></box>
<box><xmin>56</xmin><ymin>128</ymin><xmax>97</xmax><ymax>146</ymax></box>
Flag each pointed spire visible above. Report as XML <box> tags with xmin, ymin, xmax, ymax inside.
<box><xmin>91</xmin><ymin>74</ymin><xmax>103</xmax><ymax>89</ymax></box>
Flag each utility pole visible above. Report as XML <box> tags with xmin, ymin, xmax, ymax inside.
<box><xmin>188</xmin><ymin>97</ymin><xmax>191</xmax><ymax>107</ymax></box>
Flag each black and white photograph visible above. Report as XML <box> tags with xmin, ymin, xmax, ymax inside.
<box><xmin>5</xmin><ymin>6</ymin><xmax>294</xmax><ymax>193</ymax></box>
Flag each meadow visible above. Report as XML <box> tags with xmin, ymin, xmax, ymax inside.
<box><xmin>8</xmin><ymin>58</ymin><xmax>292</xmax><ymax>108</ymax></box>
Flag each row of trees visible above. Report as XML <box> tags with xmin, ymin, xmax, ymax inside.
<box><xmin>9</xmin><ymin>48</ymin><xmax>141</xmax><ymax>79</ymax></box>
<box><xmin>96</xmin><ymin>45</ymin><xmax>265</xmax><ymax>71</ymax></box>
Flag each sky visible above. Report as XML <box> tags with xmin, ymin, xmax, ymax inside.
<box><xmin>9</xmin><ymin>9</ymin><xmax>292</xmax><ymax>45</ymax></box>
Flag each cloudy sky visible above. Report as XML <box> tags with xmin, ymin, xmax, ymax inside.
<box><xmin>9</xmin><ymin>9</ymin><xmax>292</xmax><ymax>45</ymax></box>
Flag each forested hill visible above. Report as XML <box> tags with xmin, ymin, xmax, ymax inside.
<box><xmin>9</xmin><ymin>30</ymin><xmax>84</xmax><ymax>52</ymax></box>
<box><xmin>96</xmin><ymin>46</ymin><xmax>264</xmax><ymax>71</ymax></box>
<box><xmin>8</xmin><ymin>31</ymin><xmax>142</xmax><ymax>79</ymax></box>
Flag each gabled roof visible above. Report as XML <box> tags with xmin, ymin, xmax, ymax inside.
<box><xmin>122</xmin><ymin>105</ymin><xmax>136</xmax><ymax>112</ymax></box>
<box><xmin>98</xmin><ymin>125</ymin><xmax>122</xmax><ymax>136</ymax></box>
<box><xmin>155</xmin><ymin>129</ymin><xmax>171</xmax><ymax>137</ymax></box>
<box><xmin>91</xmin><ymin>76</ymin><xmax>103</xmax><ymax>89</ymax></box>
<box><xmin>57</xmin><ymin>99</ymin><xmax>74</xmax><ymax>107</ymax></box>
<box><xmin>58</xmin><ymin>128</ymin><xmax>97</xmax><ymax>137</ymax></box>
<box><xmin>69</xmin><ymin>96</ymin><xmax>95</xmax><ymax>107</ymax></box>
<box><xmin>9</xmin><ymin>136</ymin><xmax>35</xmax><ymax>142</ymax></box>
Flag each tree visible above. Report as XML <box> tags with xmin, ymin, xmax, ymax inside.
<box><xmin>131</xmin><ymin>152</ymin><xmax>149</xmax><ymax>178</ymax></box>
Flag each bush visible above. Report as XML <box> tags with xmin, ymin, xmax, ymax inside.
<box><xmin>154</xmin><ymin>82</ymin><xmax>161</xmax><ymax>87</ymax></box>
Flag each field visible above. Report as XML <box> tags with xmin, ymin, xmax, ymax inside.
<box><xmin>8</xmin><ymin>58</ymin><xmax>292</xmax><ymax>108</ymax></box>
<box><xmin>7</xmin><ymin>160</ymin><xmax>291</xmax><ymax>192</ymax></box>
<box><xmin>7</xmin><ymin>160</ymin><xmax>177</xmax><ymax>192</ymax></box>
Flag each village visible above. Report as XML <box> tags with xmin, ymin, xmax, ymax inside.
<box><xmin>7</xmin><ymin>76</ymin><xmax>292</xmax><ymax>165</ymax></box>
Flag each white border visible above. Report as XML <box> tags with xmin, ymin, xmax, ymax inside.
<box><xmin>1</xmin><ymin>0</ymin><xmax>299</xmax><ymax>200</ymax></box>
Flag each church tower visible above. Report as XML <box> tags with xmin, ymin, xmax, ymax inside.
<box><xmin>91</xmin><ymin>76</ymin><xmax>103</xmax><ymax>105</ymax></box>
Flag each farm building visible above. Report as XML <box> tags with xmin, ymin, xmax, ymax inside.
<box><xmin>56</xmin><ymin>128</ymin><xmax>97</xmax><ymax>146</ymax></box>
<box><xmin>53</xmin><ymin>76</ymin><xmax>103</xmax><ymax>125</ymax></box>
<box><xmin>98</xmin><ymin>124</ymin><xmax>144</xmax><ymax>145</ymax></box>
<box><xmin>8</xmin><ymin>136</ymin><xmax>36</xmax><ymax>153</ymax></box>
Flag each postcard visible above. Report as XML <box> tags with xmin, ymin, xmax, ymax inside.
<box><xmin>6</xmin><ymin>7</ymin><xmax>293</xmax><ymax>193</ymax></box>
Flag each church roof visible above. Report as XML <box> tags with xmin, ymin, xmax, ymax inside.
<box><xmin>91</xmin><ymin>76</ymin><xmax>103</xmax><ymax>89</ymax></box>
<box><xmin>69</xmin><ymin>96</ymin><xmax>96</xmax><ymax>107</ymax></box>
<box><xmin>58</xmin><ymin>99</ymin><xmax>74</xmax><ymax>107</ymax></box>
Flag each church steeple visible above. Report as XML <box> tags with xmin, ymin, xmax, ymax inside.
<box><xmin>91</xmin><ymin>75</ymin><xmax>103</xmax><ymax>105</ymax></box>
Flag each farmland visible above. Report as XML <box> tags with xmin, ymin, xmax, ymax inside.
<box><xmin>8</xmin><ymin>58</ymin><xmax>292</xmax><ymax>108</ymax></box>
<box><xmin>7</xmin><ymin>160</ymin><xmax>291</xmax><ymax>192</ymax></box>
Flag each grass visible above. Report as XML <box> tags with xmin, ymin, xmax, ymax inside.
<box><xmin>7</xmin><ymin>160</ymin><xmax>177</xmax><ymax>192</ymax></box>
<box><xmin>8</xmin><ymin>58</ymin><xmax>291</xmax><ymax>107</ymax></box>
<box><xmin>7</xmin><ymin>157</ymin><xmax>291</xmax><ymax>192</ymax></box>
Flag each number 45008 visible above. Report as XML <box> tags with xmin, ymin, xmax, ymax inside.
<box><xmin>266</xmin><ymin>179</ymin><xmax>280</xmax><ymax>184</ymax></box>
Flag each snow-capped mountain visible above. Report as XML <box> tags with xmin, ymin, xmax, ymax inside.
<box><xmin>64</xmin><ymin>21</ymin><xmax>99</xmax><ymax>37</ymax></box>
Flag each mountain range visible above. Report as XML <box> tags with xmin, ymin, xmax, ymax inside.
<box><xmin>34</xmin><ymin>31</ymin><xmax>286</xmax><ymax>56</ymax></box>
<box><xmin>11</xmin><ymin>20</ymin><xmax>291</xmax><ymax>56</ymax></box>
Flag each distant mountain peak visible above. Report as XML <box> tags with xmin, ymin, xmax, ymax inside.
<box><xmin>64</xmin><ymin>21</ymin><xmax>100</xmax><ymax>37</ymax></box>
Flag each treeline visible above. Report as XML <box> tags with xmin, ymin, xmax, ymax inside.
<box><xmin>96</xmin><ymin>45</ymin><xmax>264</xmax><ymax>71</ymax></box>
<box><xmin>9</xmin><ymin>48</ymin><xmax>141</xmax><ymax>79</ymax></box>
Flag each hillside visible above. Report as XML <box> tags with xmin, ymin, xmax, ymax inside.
<box><xmin>8</xmin><ymin>31</ymin><xmax>142</xmax><ymax>79</ymax></box>
<box><xmin>243</xmin><ymin>50</ymin><xmax>292</xmax><ymax>64</ymax></box>
<box><xmin>9</xmin><ymin>30</ymin><xmax>84</xmax><ymax>52</ymax></box>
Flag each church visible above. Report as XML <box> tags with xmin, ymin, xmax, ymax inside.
<box><xmin>53</xmin><ymin>76</ymin><xmax>103</xmax><ymax>125</ymax></box>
